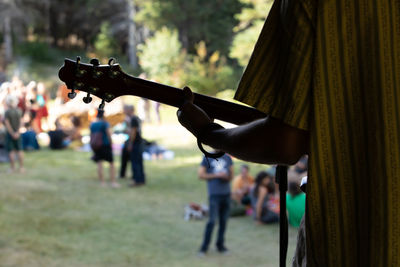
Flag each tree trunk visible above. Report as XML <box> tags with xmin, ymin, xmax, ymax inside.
<box><xmin>45</xmin><ymin>0</ymin><xmax>51</xmax><ymax>44</ymax></box>
<box><xmin>4</xmin><ymin>15</ymin><xmax>12</xmax><ymax>63</ymax></box>
<box><xmin>127</xmin><ymin>0</ymin><xmax>138</xmax><ymax>68</ymax></box>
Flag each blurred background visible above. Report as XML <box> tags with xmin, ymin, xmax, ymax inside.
<box><xmin>0</xmin><ymin>1</ymin><xmax>309</xmax><ymax>267</ymax></box>
<box><xmin>0</xmin><ymin>0</ymin><xmax>273</xmax><ymax>96</ymax></box>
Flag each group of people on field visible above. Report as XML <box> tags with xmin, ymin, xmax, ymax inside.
<box><xmin>0</xmin><ymin>76</ymin><xmax>52</xmax><ymax>172</ymax></box>
<box><xmin>0</xmin><ymin>75</ymin><xmax>157</xmax><ymax>188</ymax></box>
<box><xmin>89</xmin><ymin>105</ymin><xmax>146</xmax><ymax>188</ymax></box>
<box><xmin>196</xmin><ymin>153</ymin><xmax>307</xmax><ymax>255</ymax></box>
<box><xmin>0</xmin><ymin>76</ymin><xmax>49</xmax><ymax>134</ymax></box>
<box><xmin>0</xmin><ymin>76</ymin><xmax>86</xmax><ymax>171</ymax></box>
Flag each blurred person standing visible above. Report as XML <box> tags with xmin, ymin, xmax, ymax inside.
<box><xmin>0</xmin><ymin>67</ymin><xmax>5</xmax><ymax>85</ymax></box>
<box><xmin>127</xmin><ymin>106</ymin><xmax>145</xmax><ymax>186</ymax></box>
<box><xmin>4</xmin><ymin>95</ymin><xmax>24</xmax><ymax>173</ymax></box>
<box><xmin>16</xmin><ymin>82</ymin><xmax>27</xmax><ymax>116</ymax></box>
<box><xmin>0</xmin><ymin>82</ymin><xmax>11</xmax><ymax>116</ymax></box>
<box><xmin>138</xmin><ymin>98</ymin><xmax>151</xmax><ymax>123</ymax></box>
<box><xmin>198</xmin><ymin>153</ymin><xmax>233</xmax><ymax>255</ymax></box>
<box><xmin>119</xmin><ymin>104</ymin><xmax>134</xmax><ymax>179</ymax></box>
<box><xmin>154</xmin><ymin>102</ymin><xmax>161</xmax><ymax>124</ymax></box>
<box><xmin>35</xmin><ymin>82</ymin><xmax>49</xmax><ymax>132</ymax></box>
<box><xmin>90</xmin><ymin>109</ymin><xmax>119</xmax><ymax>188</ymax></box>
<box><xmin>25</xmin><ymin>81</ymin><xmax>39</xmax><ymax>133</ymax></box>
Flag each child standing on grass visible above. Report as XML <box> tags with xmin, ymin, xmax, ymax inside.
<box><xmin>90</xmin><ymin>109</ymin><xmax>119</xmax><ymax>188</ymax></box>
<box><xmin>4</xmin><ymin>95</ymin><xmax>24</xmax><ymax>173</ymax></box>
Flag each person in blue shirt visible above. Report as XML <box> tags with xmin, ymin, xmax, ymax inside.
<box><xmin>22</xmin><ymin>122</ymin><xmax>40</xmax><ymax>150</ymax></box>
<box><xmin>198</xmin><ymin>153</ymin><xmax>233</xmax><ymax>255</ymax></box>
<box><xmin>90</xmin><ymin>109</ymin><xmax>119</xmax><ymax>188</ymax></box>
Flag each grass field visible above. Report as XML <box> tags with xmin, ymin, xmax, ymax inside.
<box><xmin>0</xmin><ymin>107</ymin><xmax>299</xmax><ymax>267</ymax></box>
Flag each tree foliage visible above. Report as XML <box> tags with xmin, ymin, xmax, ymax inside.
<box><xmin>230</xmin><ymin>0</ymin><xmax>272</xmax><ymax>67</ymax></box>
<box><xmin>94</xmin><ymin>22</ymin><xmax>118</xmax><ymax>60</ymax></box>
<box><xmin>0</xmin><ymin>0</ymin><xmax>272</xmax><ymax>96</ymax></box>
<box><xmin>137</xmin><ymin>29</ymin><xmax>237</xmax><ymax>95</ymax></box>
<box><xmin>183</xmin><ymin>42</ymin><xmax>236</xmax><ymax>95</ymax></box>
<box><xmin>136</xmin><ymin>0</ymin><xmax>243</xmax><ymax>57</ymax></box>
<box><xmin>137</xmin><ymin>27</ymin><xmax>185</xmax><ymax>86</ymax></box>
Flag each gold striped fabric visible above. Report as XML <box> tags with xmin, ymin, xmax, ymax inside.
<box><xmin>234</xmin><ymin>0</ymin><xmax>400</xmax><ymax>266</ymax></box>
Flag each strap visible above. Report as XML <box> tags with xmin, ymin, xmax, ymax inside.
<box><xmin>276</xmin><ymin>165</ymin><xmax>289</xmax><ymax>267</ymax></box>
<box><xmin>197</xmin><ymin>140</ymin><xmax>225</xmax><ymax>159</ymax></box>
<box><xmin>196</xmin><ymin>122</ymin><xmax>225</xmax><ymax>159</ymax></box>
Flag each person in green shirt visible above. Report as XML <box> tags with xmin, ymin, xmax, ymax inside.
<box><xmin>286</xmin><ymin>180</ymin><xmax>306</xmax><ymax>228</ymax></box>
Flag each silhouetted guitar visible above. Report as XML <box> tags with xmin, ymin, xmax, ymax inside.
<box><xmin>58</xmin><ymin>57</ymin><xmax>266</xmax><ymax>125</ymax></box>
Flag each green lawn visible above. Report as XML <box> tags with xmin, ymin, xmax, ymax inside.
<box><xmin>0</xmin><ymin>108</ymin><xmax>299</xmax><ymax>267</ymax></box>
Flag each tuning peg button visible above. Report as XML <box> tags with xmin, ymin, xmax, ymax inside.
<box><xmin>90</xmin><ymin>58</ymin><xmax>100</xmax><ymax>66</ymax></box>
<box><xmin>83</xmin><ymin>93</ymin><xmax>92</xmax><ymax>104</ymax></box>
<box><xmin>98</xmin><ymin>99</ymin><xmax>105</xmax><ymax>111</ymax></box>
<box><xmin>68</xmin><ymin>90</ymin><xmax>77</xmax><ymax>99</ymax></box>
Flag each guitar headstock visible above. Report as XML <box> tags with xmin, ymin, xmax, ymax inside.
<box><xmin>58</xmin><ymin>57</ymin><xmax>127</xmax><ymax>110</ymax></box>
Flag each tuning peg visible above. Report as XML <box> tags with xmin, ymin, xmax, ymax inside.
<box><xmin>83</xmin><ymin>93</ymin><xmax>92</xmax><ymax>104</ymax></box>
<box><xmin>98</xmin><ymin>99</ymin><xmax>105</xmax><ymax>111</ymax></box>
<box><xmin>68</xmin><ymin>89</ymin><xmax>77</xmax><ymax>99</ymax></box>
<box><xmin>90</xmin><ymin>58</ymin><xmax>100</xmax><ymax>66</ymax></box>
<box><xmin>108</xmin><ymin>58</ymin><xmax>116</xmax><ymax>66</ymax></box>
<box><xmin>90</xmin><ymin>58</ymin><xmax>103</xmax><ymax>78</ymax></box>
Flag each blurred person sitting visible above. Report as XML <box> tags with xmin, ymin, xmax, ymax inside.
<box><xmin>250</xmin><ymin>171</ymin><xmax>279</xmax><ymax>224</ymax></box>
<box><xmin>292</xmin><ymin>155</ymin><xmax>308</xmax><ymax>177</ymax></box>
<box><xmin>90</xmin><ymin>109</ymin><xmax>119</xmax><ymax>188</ymax></box>
<box><xmin>286</xmin><ymin>180</ymin><xmax>306</xmax><ymax>228</ymax></box>
<box><xmin>69</xmin><ymin>116</ymin><xmax>83</xmax><ymax>149</ymax></box>
<box><xmin>48</xmin><ymin>119</ymin><xmax>70</xmax><ymax>150</ymax></box>
<box><xmin>231</xmin><ymin>164</ymin><xmax>254</xmax><ymax>205</ymax></box>
<box><xmin>4</xmin><ymin>95</ymin><xmax>24</xmax><ymax>173</ymax></box>
<box><xmin>143</xmin><ymin>139</ymin><xmax>167</xmax><ymax>160</ymax></box>
<box><xmin>21</xmin><ymin>121</ymin><xmax>40</xmax><ymax>151</ymax></box>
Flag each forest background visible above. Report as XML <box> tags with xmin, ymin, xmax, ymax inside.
<box><xmin>0</xmin><ymin>0</ymin><xmax>273</xmax><ymax>97</ymax></box>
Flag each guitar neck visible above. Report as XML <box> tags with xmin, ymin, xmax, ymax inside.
<box><xmin>123</xmin><ymin>76</ymin><xmax>266</xmax><ymax>125</ymax></box>
<box><xmin>58</xmin><ymin>58</ymin><xmax>267</xmax><ymax>125</ymax></box>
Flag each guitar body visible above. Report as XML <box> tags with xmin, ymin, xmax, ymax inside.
<box><xmin>59</xmin><ymin>58</ymin><xmax>266</xmax><ymax>125</ymax></box>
